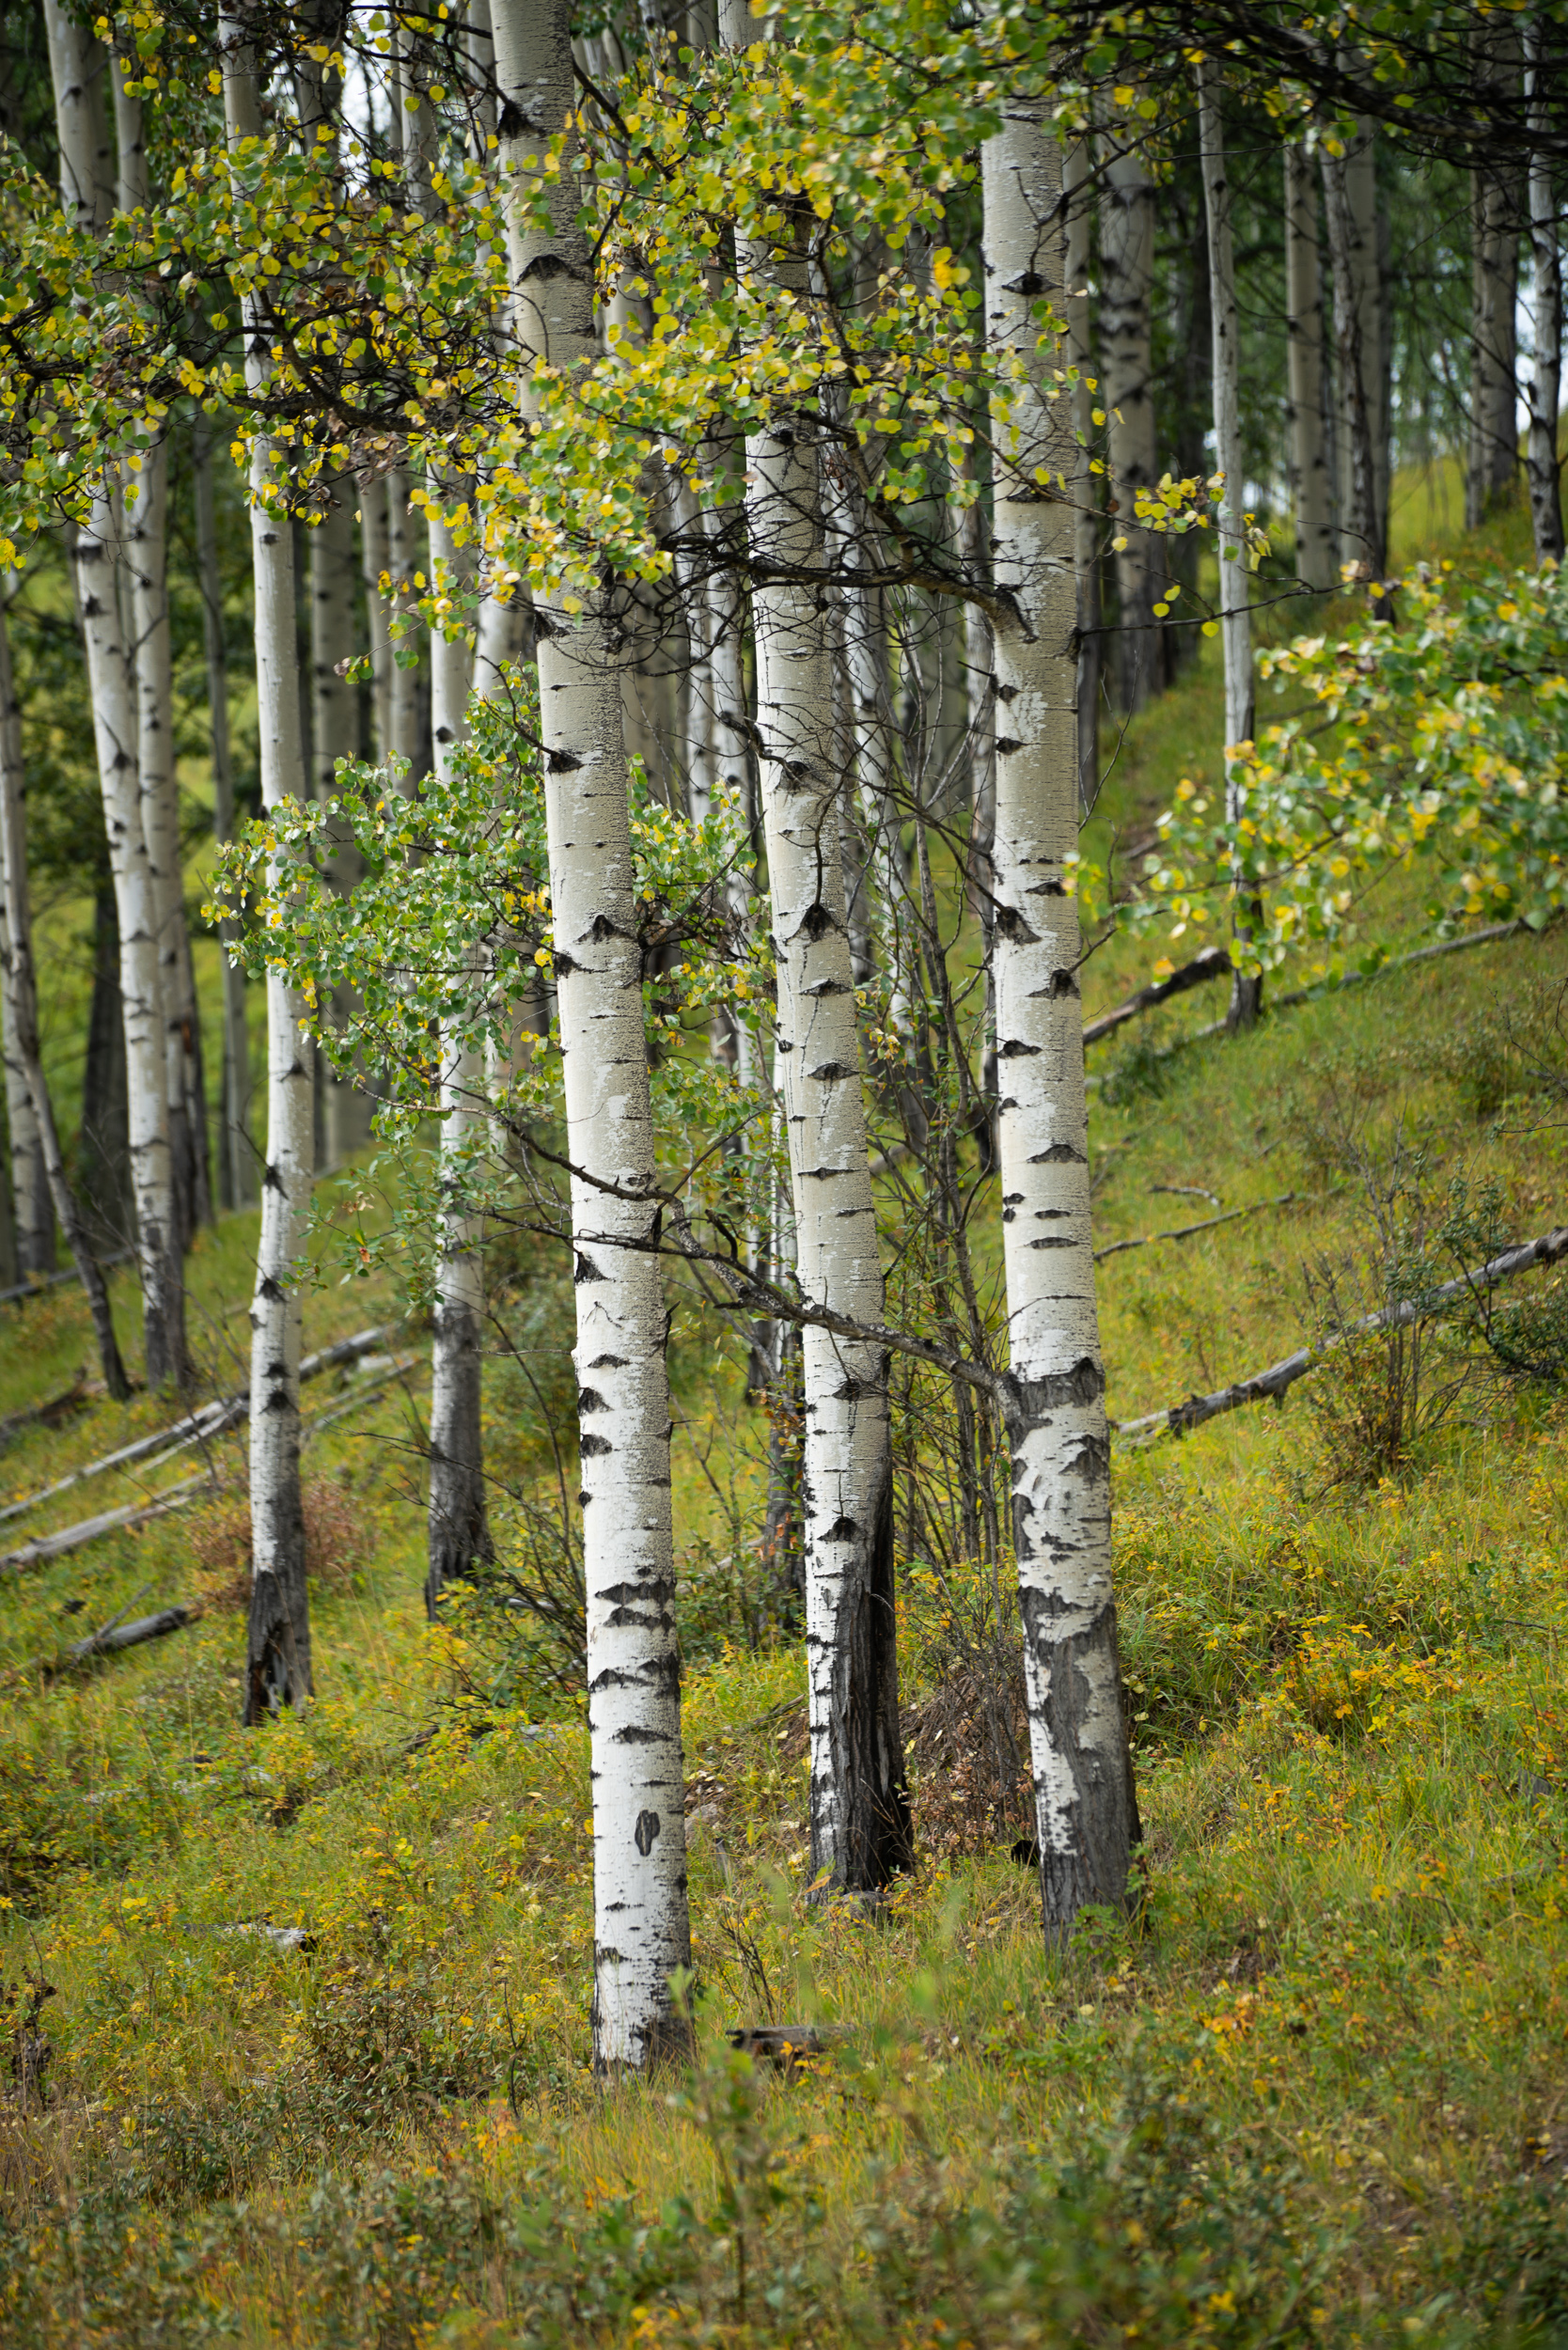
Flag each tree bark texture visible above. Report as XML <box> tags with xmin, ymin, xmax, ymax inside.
<box><xmin>1098</xmin><ymin>119</ymin><xmax>1163</xmax><ymax>714</ymax></box>
<box><xmin>0</xmin><ymin>597</ymin><xmax>53</xmax><ymax>1278</ymax></box>
<box><xmin>194</xmin><ymin>411</ymin><xmax>254</xmax><ymax>1208</ymax></box>
<box><xmin>1064</xmin><ymin>139</ymin><xmax>1100</xmax><ymax>812</ymax></box>
<box><xmin>1525</xmin><ymin>15</ymin><xmax>1563</xmax><ymax>563</ymax></box>
<box><xmin>724</xmin><ymin>0</ymin><xmax>910</xmax><ymax>1896</ymax></box>
<box><xmin>981</xmin><ymin>93</ymin><xmax>1140</xmax><ymax>1938</ymax></box>
<box><xmin>494</xmin><ymin>0</ymin><xmax>692</xmax><ymax>2071</ymax></box>
<box><xmin>1321</xmin><ymin>124</ymin><xmax>1388</xmax><ymax>580</ymax></box>
<box><xmin>221</xmin><ymin>6</ymin><xmax>315</xmax><ymax>1720</ymax></box>
<box><xmin>309</xmin><ymin>480</ymin><xmax>373</xmax><ymax>1165</ymax></box>
<box><xmin>80</xmin><ymin>888</ymin><xmax>133</xmax><ymax>1251</ymax></box>
<box><xmin>1468</xmin><ymin>165</ymin><xmax>1520</xmax><ymax>528</ymax></box>
<box><xmin>426</xmin><ymin>507</ymin><xmax>492</xmax><ymax>1614</ymax></box>
<box><xmin>386</xmin><ymin>472</ymin><xmax>428</xmax><ymax>784</ymax></box>
<box><xmin>1284</xmin><ymin>143</ymin><xmax>1336</xmax><ymax>595</ymax></box>
<box><xmin>46</xmin><ymin>5</ymin><xmax>186</xmax><ymax>1386</ymax></box>
<box><xmin>1200</xmin><ymin>66</ymin><xmax>1262</xmax><ymax>1032</ymax></box>
<box><xmin>0</xmin><ymin>599</ymin><xmax>129</xmax><ymax>1399</ymax></box>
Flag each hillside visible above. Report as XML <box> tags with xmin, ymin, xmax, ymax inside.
<box><xmin>2</xmin><ymin>488</ymin><xmax>1567</xmax><ymax>2347</ymax></box>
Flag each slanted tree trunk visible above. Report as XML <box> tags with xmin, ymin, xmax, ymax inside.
<box><xmin>46</xmin><ymin>0</ymin><xmax>186</xmax><ymax>1386</ymax></box>
<box><xmin>1200</xmin><ymin>65</ymin><xmax>1262</xmax><ymax>1033</ymax></box>
<box><xmin>1284</xmin><ymin>143</ymin><xmax>1336</xmax><ymax>595</ymax></box>
<box><xmin>493</xmin><ymin>0</ymin><xmax>692</xmax><ymax>2071</ymax></box>
<box><xmin>1098</xmin><ymin>116</ymin><xmax>1162</xmax><ymax>713</ymax></box>
<box><xmin>981</xmin><ymin>88</ymin><xmax>1140</xmax><ymax>1939</ymax></box>
<box><xmin>1525</xmin><ymin>14</ymin><xmax>1563</xmax><ymax>564</ymax></box>
<box><xmin>0</xmin><ymin>595</ymin><xmax>129</xmax><ymax>1399</ymax></box>
<box><xmin>721</xmin><ymin>0</ymin><xmax>910</xmax><ymax>1895</ymax></box>
<box><xmin>221</xmin><ymin>5</ymin><xmax>315</xmax><ymax>1721</ymax></box>
<box><xmin>194</xmin><ymin>410</ymin><xmax>254</xmax><ymax>1208</ymax></box>
<box><xmin>1321</xmin><ymin>123</ymin><xmax>1388</xmax><ymax>581</ymax></box>
<box><xmin>0</xmin><ymin>595</ymin><xmax>53</xmax><ymax>1279</ymax></box>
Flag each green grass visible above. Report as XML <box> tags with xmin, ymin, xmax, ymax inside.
<box><xmin>2</xmin><ymin>482</ymin><xmax>1568</xmax><ymax>2346</ymax></box>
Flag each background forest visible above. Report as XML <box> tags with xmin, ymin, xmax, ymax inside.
<box><xmin>3</xmin><ymin>0</ymin><xmax>1568</xmax><ymax>2341</ymax></box>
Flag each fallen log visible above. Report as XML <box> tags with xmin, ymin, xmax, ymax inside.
<box><xmin>1113</xmin><ymin>1223</ymin><xmax>1568</xmax><ymax>1444</ymax></box>
<box><xmin>0</xmin><ymin>1380</ymin><xmax>93</xmax><ymax>1456</ymax></box>
<box><xmin>1094</xmin><ymin>1193</ymin><xmax>1294</xmax><ymax>1263</ymax></box>
<box><xmin>0</xmin><ymin>1324</ymin><xmax>395</xmax><ymax>1529</ymax></box>
<box><xmin>25</xmin><ymin>1603</ymin><xmax>196</xmax><ymax>1681</ymax></box>
<box><xmin>0</xmin><ymin>1249</ymin><xmax>134</xmax><ymax>1310</ymax></box>
<box><xmin>1082</xmin><ymin>945</ymin><xmax>1232</xmax><ymax>1049</ymax></box>
<box><xmin>0</xmin><ymin>1476</ymin><xmax>214</xmax><ymax>1575</ymax></box>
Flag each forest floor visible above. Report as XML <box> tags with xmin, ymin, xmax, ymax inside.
<box><xmin>2</xmin><ymin>480</ymin><xmax>1568</xmax><ymax>2345</ymax></box>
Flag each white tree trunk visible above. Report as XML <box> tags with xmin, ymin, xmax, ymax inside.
<box><xmin>426</xmin><ymin>502</ymin><xmax>493</xmax><ymax>1612</ymax></box>
<box><xmin>1526</xmin><ymin>14</ymin><xmax>1565</xmax><ymax>563</ymax></box>
<box><xmin>1097</xmin><ymin>118</ymin><xmax>1162</xmax><ymax>713</ymax></box>
<box><xmin>221</xmin><ymin>4</ymin><xmax>316</xmax><ymax>1721</ymax></box>
<box><xmin>361</xmin><ymin>481</ymin><xmax>394</xmax><ymax>762</ymax></box>
<box><xmin>981</xmin><ymin>90</ymin><xmax>1140</xmax><ymax>1938</ymax></box>
<box><xmin>493</xmin><ymin>0</ymin><xmax>691</xmax><ymax>2070</ymax></box>
<box><xmin>1469</xmin><ymin>165</ymin><xmax>1520</xmax><ymax>528</ymax></box>
<box><xmin>0</xmin><ymin>595</ymin><xmax>130</xmax><ymax>1398</ymax></box>
<box><xmin>386</xmin><ymin>472</ymin><xmax>426</xmax><ymax>784</ymax></box>
<box><xmin>46</xmin><ymin>0</ymin><xmax>186</xmax><ymax>1386</ymax></box>
<box><xmin>194</xmin><ymin>414</ymin><xmax>254</xmax><ymax>1211</ymax></box>
<box><xmin>0</xmin><ymin>590</ymin><xmax>53</xmax><ymax>1277</ymax></box>
<box><xmin>1199</xmin><ymin>66</ymin><xmax>1262</xmax><ymax>1031</ymax></box>
<box><xmin>1284</xmin><ymin>143</ymin><xmax>1336</xmax><ymax>595</ymax></box>
<box><xmin>1063</xmin><ymin>138</ymin><xmax>1099</xmax><ymax>812</ymax></box>
<box><xmin>722</xmin><ymin>0</ymin><xmax>909</xmax><ymax>1892</ymax></box>
<box><xmin>309</xmin><ymin>484</ymin><xmax>371</xmax><ymax>1166</ymax></box>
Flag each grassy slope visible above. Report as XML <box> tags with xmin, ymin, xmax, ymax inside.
<box><xmin>1</xmin><ymin>492</ymin><xmax>1566</xmax><ymax>2346</ymax></box>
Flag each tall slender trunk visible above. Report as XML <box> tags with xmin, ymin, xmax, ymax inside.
<box><xmin>1469</xmin><ymin>164</ymin><xmax>1521</xmax><ymax>527</ymax></box>
<box><xmin>1200</xmin><ymin>67</ymin><xmax>1262</xmax><ymax>1032</ymax></box>
<box><xmin>1525</xmin><ymin>16</ymin><xmax>1565</xmax><ymax>563</ymax></box>
<box><xmin>0</xmin><ymin>595</ymin><xmax>130</xmax><ymax>1397</ymax></box>
<box><xmin>723</xmin><ymin>0</ymin><xmax>909</xmax><ymax>1893</ymax></box>
<box><xmin>1321</xmin><ymin>126</ymin><xmax>1387</xmax><ymax>580</ymax></box>
<box><xmin>426</xmin><ymin>498</ymin><xmax>493</xmax><ymax>1612</ymax></box>
<box><xmin>222</xmin><ymin>6</ymin><xmax>316</xmax><ymax>1721</ymax></box>
<box><xmin>493</xmin><ymin>0</ymin><xmax>691</xmax><ymax>2070</ymax></box>
<box><xmin>80</xmin><ymin>886</ymin><xmax>133</xmax><ymax>1251</ymax></box>
<box><xmin>1064</xmin><ymin>139</ymin><xmax>1100</xmax><ymax>810</ymax></box>
<box><xmin>46</xmin><ymin>0</ymin><xmax>186</xmax><ymax>1385</ymax></box>
<box><xmin>310</xmin><ymin>483</ymin><xmax>369</xmax><ymax>1166</ymax></box>
<box><xmin>386</xmin><ymin>472</ymin><xmax>427</xmax><ymax>783</ymax></box>
<box><xmin>0</xmin><ymin>592</ymin><xmax>53</xmax><ymax>1278</ymax></box>
<box><xmin>1098</xmin><ymin>117</ymin><xmax>1162</xmax><ymax>713</ymax></box>
<box><xmin>981</xmin><ymin>89</ymin><xmax>1139</xmax><ymax>1938</ymax></box>
<box><xmin>194</xmin><ymin>410</ymin><xmax>254</xmax><ymax>1208</ymax></box>
<box><xmin>1284</xmin><ymin>143</ymin><xmax>1336</xmax><ymax>595</ymax></box>
<box><xmin>361</xmin><ymin>478</ymin><xmax>394</xmax><ymax>762</ymax></box>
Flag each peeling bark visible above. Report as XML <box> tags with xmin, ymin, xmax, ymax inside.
<box><xmin>981</xmin><ymin>95</ymin><xmax>1140</xmax><ymax>1938</ymax></box>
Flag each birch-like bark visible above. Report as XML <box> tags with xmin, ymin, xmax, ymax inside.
<box><xmin>982</xmin><ymin>92</ymin><xmax>1140</xmax><ymax>1937</ymax></box>
<box><xmin>1525</xmin><ymin>15</ymin><xmax>1565</xmax><ymax>563</ymax></box>
<box><xmin>115</xmin><ymin>56</ymin><xmax>209</xmax><ymax>1244</ymax></box>
<box><xmin>309</xmin><ymin>485</ymin><xmax>371</xmax><ymax>1166</ymax></box>
<box><xmin>361</xmin><ymin>480</ymin><xmax>394</xmax><ymax>762</ymax></box>
<box><xmin>222</xmin><ymin>6</ymin><xmax>315</xmax><ymax>1721</ymax></box>
<box><xmin>493</xmin><ymin>0</ymin><xmax>691</xmax><ymax>2070</ymax></box>
<box><xmin>1064</xmin><ymin>139</ymin><xmax>1099</xmax><ymax>813</ymax></box>
<box><xmin>0</xmin><ymin>596</ymin><xmax>130</xmax><ymax>1398</ymax></box>
<box><xmin>723</xmin><ymin>0</ymin><xmax>909</xmax><ymax>1892</ymax></box>
<box><xmin>1199</xmin><ymin>66</ymin><xmax>1261</xmax><ymax>1032</ymax></box>
<box><xmin>194</xmin><ymin>414</ymin><xmax>254</xmax><ymax>1211</ymax></box>
<box><xmin>1469</xmin><ymin>164</ymin><xmax>1520</xmax><ymax>528</ymax></box>
<box><xmin>426</xmin><ymin>500</ymin><xmax>493</xmax><ymax>1613</ymax></box>
<box><xmin>45</xmin><ymin>7</ymin><xmax>185</xmax><ymax>1387</ymax></box>
<box><xmin>386</xmin><ymin>472</ymin><xmax>427</xmax><ymax>782</ymax></box>
<box><xmin>1284</xmin><ymin>143</ymin><xmax>1336</xmax><ymax>595</ymax></box>
<box><xmin>0</xmin><ymin>592</ymin><xmax>53</xmax><ymax>1277</ymax></box>
<box><xmin>1321</xmin><ymin>127</ymin><xmax>1387</xmax><ymax>581</ymax></box>
<box><xmin>1098</xmin><ymin>118</ymin><xmax>1161</xmax><ymax>713</ymax></box>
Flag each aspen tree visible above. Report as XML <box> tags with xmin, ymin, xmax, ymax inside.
<box><xmin>1284</xmin><ymin>143</ymin><xmax>1336</xmax><ymax>596</ymax></box>
<box><xmin>720</xmin><ymin>0</ymin><xmax>911</xmax><ymax>1894</ymax></box>
<box><xmin>0</xmin><ymin>595</ymin><xmax>130</xmax><ymax>1398</ymax></box>
<box><xmin>308</xmin><ymin>488</ymin><xmax>368</xmax><ymax>1166</ymax></box>
<box><xmin>1098</xmin><ymin>115</ymin><xmax>1162</xmax><ymax>712</ymax></box>
<box><xmin>491</xmin><ymin>0</ymin><xmax>692</xmax><ymax>2068</ymax></box>
<box><xmin>44</xmin><ymin>0</ymin><xmax>187</xmax><ymax>1386</ymax></box>
<box><xmin>113</xmin><ymin>48</ymin><xmax>208</xmax><ymax>1243</ymax></box>
<box><xmin>1321</xmin><ymin>122</ymin><xmax>1388</xmax><ymax>577</ymax></box>
<box><xmin>0</xmin><ymin>591</ymin><xmax>53</xmax><ymax>1278</ymax></box>
<box><xmin>194</xmin><ymin>415</ymin><xmax>254</xmax><ymax>1210</ymax></box>
<box><xmin>981</xmin><ymin>86</ymin><xmax>1139</xmax><ymax>1935</ymax></box>
<box><xmin>1200</xmin><ymin>62</ymin><xmax>1262</xmax><ymax>1031</ymax></box>
<box><xmin>1524</xmin><ymin>13</ymin><xmax>1564</xmax><ymax>564</ymax></box>
<box><xmin>1063</xmin><ymin>139</ymin><xmax>1098</xmax><ymax>812</ymax></box>
<box><xmin>220</xmin><ymin>2</ymin><xmax>316</xmax><ymax>1720</ymax></box>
